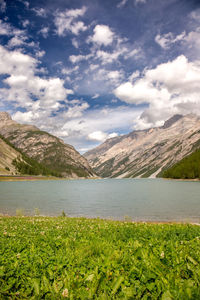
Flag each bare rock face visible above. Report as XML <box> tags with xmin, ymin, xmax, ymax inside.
<box><xmin>0</xmin><ymin>112</ymin><xmax>12</xmax><ymax>122</ymax></box>
<box><xmin>162</xmin><ymin>114</ymin><xmax>183</xmax><ymax>129</ymax></box>
<box><xmin>84</xmin><ymin>114</ymin><xmax>200</xmax><ymax>178</ymax></box>
<box><xmin>0</xmin><ymin>136</ymin><xmax>23</xmax><ymax>175</ymax></box>
<box><xmin>0</xmin><ymin>112</ymin><xmax>95</xmax><ymax>178</ymax></box>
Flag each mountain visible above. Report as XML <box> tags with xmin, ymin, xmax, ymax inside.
<box><xmin>84</xmin><ymin>114</ymin><xmax>200</xmax><ymax>178</ymax></box>
<box><xmin>162</xmin><ymin>148</ymin><xmax>200</xmax><ymax>179</ymax></box>
<box><xmin>0</xmin><ymin>112</ymin><xmax>95</xmax><ymax>178</ymax></box>
<box><xmin>0</xmin><ymin>134</ymin><xmax>61</xmax><ymax>177</ymax></box>
<box><xmin>0</xmin><ymin>135</ymin><xmax>23</xmax><ymax>175</ymax></box>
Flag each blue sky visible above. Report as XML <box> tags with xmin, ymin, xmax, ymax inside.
<box><xmin>0</xmin><ymin>0</ymin><xmax>200</xmax><ymax>152</ymax></box>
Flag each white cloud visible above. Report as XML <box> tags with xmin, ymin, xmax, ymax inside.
<box><xmin>39</xmin><ymin>26</ymin><xmax>49</xmax><ymax>38</ymax></box>
<box><xmin>124</xmin><ymin>48</ymin><xmax>140</xmax><ymax>59</ymax></box>
<box><xmin>189</xmin><ymin>9</ymin><xmax>200</xmax><ymax>22</ymax></box>
<box><xmin>106</xmin><ymin>70</ymin><xmax>123</xmax><ymax>84</ymax></box>
<box><xmin>54</xmin><ymin>7</ymin><xmax>87</xmax><ymax>36</ymax></box>
<box><xmin>62</xmin><ymin>65</ymin><xmax>79</xmax><ymax>75</ymax></box>
<box><xmin>88</xmin><ymin>25</ymin><xmax>114</xmax><ymax>46</ymax></box>
<box><xmin>72</xmin><ymin>38</ymin><xmax>78</xmax><ymax>48</ymax></box>
<box><xmin>117</xmin><ymin>0</ymin><xmax>128</xmax><ymax>8</ymax></box>
<box><xmin>96</xmin><ymin>47</ymin><xmax>127</xmax><ymax>64</ymax></box>
<box><xmin>32</xmin><ymin>7</ymin><xmax>47</xmax><ymax>17</ymax></box>
<box><xmin>88</xmin><ymin>131</ymin><xmax>107</xmax><ymax>142</ymax></box>
<box><xmin>35</xmin><ymin>50</ymin><xmax>45</xmax><ymax>58</ymax></box>
<box><xmin>92</xmin><ymin>93</ymin><xmax>99</xmax><ymax>99</ymax></box>
<box><xmin>0</xmin><ymin>20</ymin><xmax>37</xmax><ymax>51</ymax></box>
<box><xmin>89</xmin><ymin>64</ymin><xmax>99</xmax><ymax>71</ymax></box>
<box><xmin>22</xmin><ymin>19</ymin><xmax>30</xmax><ymax>28</ymax></box>
<box><xmin>59</xmin><ymin>106</ymin><xmax>142</xmax><ymax>150</ymax></box>
<box><xmin>0</xmin><ymin>45</ymin><xmax>73</xmax><ymax>117</ymax></box>
<box><xmin>155</xmin><ymin>31</ymin><xmax>186</xmax><ymax>49</ymax></box>
<box><xmin>0</xmin><ymin>20</ymin><xmax>12</xmax><ymax>35</ymax></box>
<box><xmin>69</xmin><ymin>53</ymin><xmax>92</xmax><ymax>64</ymax></box>
<box><xmin>183</xmin><ymin>27</ymin><xmax>200</xmax><ymax>58</ymax></box>
<box><xmin>7</xmin><ymin>35</ymin><xmax>27</xmax><ymax>47</ymax></box>
<box><xmin>88</xmin><ymin>131</ymin><xmax>118</xmax><ymax>142</ymax></box>
<box><xmin>114</xmin><ymin>55</ymin><xmax>200</xmax><ymax>129</ymax></box>
<box><xmin>129</xmin><ymin>70</ymin><xmax>140</xmax><ymax>82</ymax></box>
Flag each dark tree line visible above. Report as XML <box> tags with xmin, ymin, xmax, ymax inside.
<box><xmin>163</xmin><ymin>149</ymin><xmax>200</xmax><ymax>179</ymax></box>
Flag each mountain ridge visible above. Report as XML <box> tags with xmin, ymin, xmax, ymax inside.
<box><xmin>84</xmin><ymin>114</ymin><xmax>200</xmax><ymax>178</ymax></box>
<box><xmin>0</xmin><ymin>112</ymin><xmax>95</xmax><ymax>178</ymax></box>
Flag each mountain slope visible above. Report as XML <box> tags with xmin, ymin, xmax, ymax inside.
<box><xmin>84</xmin><ymin>114</ymin><xmax>200</xmax><ymax>178</ymax></box>
<box><xmin>0</xmin><ymin>135</ymin><xmax>22</xmax><ymax>175</ymax></box>
<box><xmin>0</xmin><ymin>134</ymin><xmax>62</xmax><ymax>177</ymax></box>
<box><xmin>162</xmin><ymin>149</ymin><xmax>200</xmax><ymax>179</ymax></box>
<box><xmin>0</xmin><ymin>112</ymin><xmax>95</xmax><ymax>178</ymax></box>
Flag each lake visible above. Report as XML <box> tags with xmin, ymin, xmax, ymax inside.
<box><xmin>0</xmin><ymin>178</ymin><xmax>200</xmax><ymax>222</ymax></box>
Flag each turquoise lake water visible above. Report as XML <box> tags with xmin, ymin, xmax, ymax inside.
<box><xmin>0</xmin><ymin>178</ymin><xmax>200</xmax><ymax>222</ymax></box>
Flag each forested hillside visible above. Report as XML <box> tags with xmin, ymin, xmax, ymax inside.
<box><xmin>0</xmin><ymin>112</ymin><xmax>95</xmax><ymax>178</ymax></box>
<box><xmin>162</xmin><ymin>148</ymin><xmax>200</xmax><ymax>179</ymax></box>
<box><xmin>0</xmin><ymin>134</ymin><xmax>61</xmax><ymax>177</ymax></box>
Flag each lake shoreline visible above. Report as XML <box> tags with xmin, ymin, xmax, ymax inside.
<box><xmin>0</xmin><ymin>214</ymin><xmax>199</xmax><ymax>226</ymax></box>
<box><xmin>1</xmin><ymin>175</ymin><xmax>200</xmax><ymax>182</ymax></box>
<box><xmin>0</xmin><ymin>175</ymin><xmax>100</xmax><ymax>181</ymax></box>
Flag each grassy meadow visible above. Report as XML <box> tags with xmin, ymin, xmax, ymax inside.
<box><xmin>0</xmin><ymin>216</ymin><xmax>200</xmax><ymax>299</ymax></box>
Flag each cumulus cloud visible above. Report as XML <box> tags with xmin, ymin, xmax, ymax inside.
<box><xmin>88</xmin><ymin>25</ymin><xmax>115</xmax><ymax>46</ymax></box>
<box><xmin>58</xmin><ymin>106</ymin><xmax>142</xmax><ymax>151</ymax></box>
<box><xmin>114</xmin><ymin>55</ymin><xmax>200</xmax><ymax>129</ymax></box>
<box><xmin>88</xmin><ymin>131</ymin><xmax>108</xmax><ymax>142</ymax></box>
<box><xmin>54</xmin><ymin>6</ymin><xmax>87</xmax><ymax>36</ymax></box>
<box><xmin>0</xmin><ymin>45</ymin><xmax>74</xmax><ymax>118</ymax></box>
<box><xmin>88</xmin><ymin>131</ymin><xmax>118</xmax><ymax>142</ymax></box>
<box><xmin>183</xmin><ymin>28</ymin><xmax>200</xmax><ymax>59</ymax></box>
<box><xmin>0</xmin><ymin>20</ymin><xmax>37</xmax><ymax>51</ymax></box>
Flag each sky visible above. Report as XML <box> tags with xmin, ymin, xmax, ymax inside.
<box><xmin>0</xmin><ymin>0</ymin><xmax>200</xmax><ymax>153</ymax></box>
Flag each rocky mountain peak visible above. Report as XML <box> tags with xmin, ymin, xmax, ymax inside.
<box><xmin>162</xmin><ymin>114</ymin><xmax>183</xmax><ymax>129</ymax></box>
<box><xmin>0</xmin><ymin>112</ymin><xmax>12</xmax><ymax>122</ymax></box>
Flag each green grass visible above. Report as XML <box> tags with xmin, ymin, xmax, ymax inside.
<box><xmin>0</xmin><ymin>217</ymin><xmax>200</xmax><ymax>299</ymax></box>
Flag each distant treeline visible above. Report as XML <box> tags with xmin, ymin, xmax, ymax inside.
<box><xmin>163</xmin><ymin>149</ymin><xmax>200</xmax><ymax>179</ymax></box>
<box><xmin>0</xmin><ymin>134</ymin><xmax>62</xmax><ymax>177</ymax></box>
